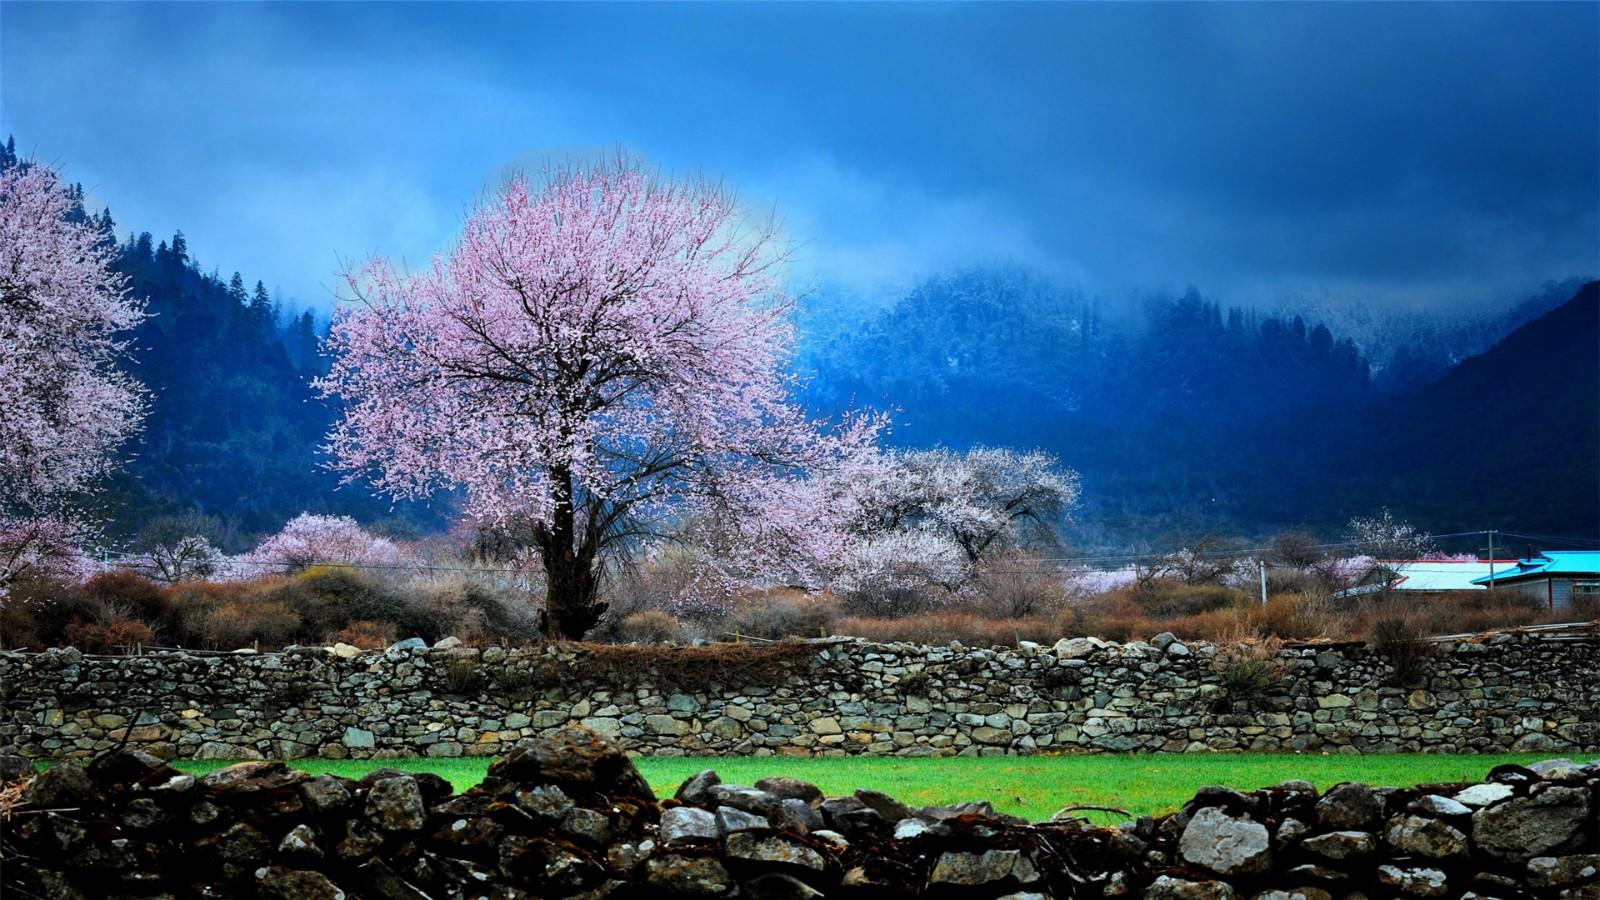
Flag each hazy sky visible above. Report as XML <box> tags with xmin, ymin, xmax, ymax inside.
<box><xmin>3</xmin><ymin>2</ymin><xmax>1596</xmax><ymax>313</ymax></box>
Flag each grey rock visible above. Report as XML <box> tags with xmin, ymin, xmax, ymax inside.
<box><xmin>120</xmin><ymin>796</ymin><xmax>171</xmax><ymax>831</ymax></box>
<box><xmin>1150</xmin><ymin>632</ymin><xmax>1177</xmax><ymax>650</ymax></box>
<box><xmin>725</xmin><ymin>831</ymin><xmax>829</xmax><ymax>872</ymax></box>
<box><xmin>255</xmin><ymin>866</ymin><xmax>347</xmax><ymax>900</ymax></box>
<box><xmin>1410</xmin><ymin>794</ymin><xmax>1471</xmax><ymax>818</ymax></box>
<box><xmin>388</xmin><ymin>637</ymin><xmax>428</xmax><ymax>651</ymax></box>
<box><xmin>335</xmin><ymin>819</ymin><xmax>385</xmax><ymax>860</ymax></box>
<box><xmin>561</xmin><ymin>806</ymin><xmax>612</xmax><ymax>845</ymax></box>
<box><xmin>300</xmin><ymin>775</ymin><xmax>353</xmax><ymax>814</ymax></box>
<box><xmin>1529</xmin><ymin>758</ymin><xmax>1579</xmax><ymax>778</ymax></box>
<box><xmin>201</xmin><ymin>821</ymin><xmax>272</xmax><ymax>880</ymax></box>
<box><xmin>709</xmin><ymin>785</ymin><xmax>781</xmax><ymax>818</ymax></box>
<box><xmin>917</xmin><ymin>799</ymin><xmax>1022</xmax><ymax>825</ymax></box>
<box><xmin>893</xmin><ymin>817</ymin><xmax>949</xmax><ymax>840</ymax></box>
<box><xmin>675</xmin><ymin>769</ymin><xmax>722</xmax><ymax>806</ymax></box>
<box><xmin>23</xmin><ymin>762</ymin><xmax>97</xmax><ymax>808</ymax></box>
<box><xmin>774</xmin><ymin>797</ymin><xmax>824</xmax><ymax>834</ymax></box>
<box><xmin>1300</xmin><ymin>830</ymin><xmax>1375</xmax><ymax>860</ymax></box>
<box><xmin>1385</xmin><ymin>813</ymin><xmax>1467</xmax><ymax>859</ymax></box>
<box><xmin>853</xmin><ymin>788</ymin><xmax>912</xmax><ymax>823</ymax></box>
<box><xmin>1251</xmin><ymin>891</ymin><xmax>1332</xmax><ymax>900</ymax></box>
<box><xmin>279</xmin><ymin>823</ymin><xmax>325</xmax><ymax>859</ymax></box>
<box><xmin>1274</xmin><ymin>817</ymin><xmax>1311</xmax><ymax>847</ymax></box>
<box><xmin>518</xmin><ymin>784</ymin><xmax>575</xmax><ymax>821</ymax></box>
<box><xmin>660</xmin><ymin>807</ymin><xmax>720</xmax><ymax>846</ymax></box>
<box><xmin>1179</xmin><ymin>806</ymin><xmax>1272</xmax><ymax>876</ymax></box>
<box><xmin>201</xmin><ymin>760</ymin><xmax>310</xmax><ymax>794</ymax></box>
<box><xmin>1286</xmin><ymin>864</ymin><xmax>1349</xmax><ymax>885</ymax></box>
<box><xmin>1316</xmin><ymin>782</ymin><xmax>1381</xmax><ymax>830</ymax></box>
<box><xmin>1377</xmin><ymin>865</ymin><xmax>1449</xmax><ymax>898</ymax></box>
<box><xmin>1527</xmin><ymin>854</ymin><xmax>1600</xmax><ymax>888</ymax></box>
<box><xmin>754</xmin><ymin>776</ymin><xmax>823</xmax><ymax>807</ymax></box>
<box><xmin>1453</xmin><ymin>783</ymin><xmax>1514</xmax><ymax>808</ymax></box>
<box><xmin>364</xmin><ymin>775</ymin><xmax>426</xmax><ymax>832</ymax></box>
<box><xmin>1144</xmin><ymin>875</ymin><xmax>1239</xmax><ymax>899</ymax></box>
<box><xmin>810</xmin><ymin>829</ymin><xmax>850</xmax><ymax>849</ymax></box>
<box><xmin>929</xmin><ymin>848</ymin><xmax>1042</xmax><ymax>887</ymax></box>
<box><xmin>716</xmin><ymin>806</ymin><xmax>769</xmax><ymax>835</ymax></box>
<box><xmin>743</xmin><ymin>872</ymin><xmax>825</xmax><ymax>900</ymax></box>
<box><xmin>1473</xmin><ymin>786</ymin><xmax>1590</xmax><ymax>861</ymax></box>
<box><xmin>644</xmin><ymin>853</ymin><xmax>735</xmax><ymax>895</ymax></box>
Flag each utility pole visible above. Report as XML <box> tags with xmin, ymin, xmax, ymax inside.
<box><xmin>1487</xmin><ymin>529</ymin><xmax>1497</xmax><ymax>591</ymax></box>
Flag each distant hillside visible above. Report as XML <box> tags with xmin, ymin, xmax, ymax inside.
<box><xmin>92</xmin><ymin>228</ymin><xmax>447</xmax><ymax>549</ymax></box>
<box><xmin>1320</xmin><ymin>281</ymin><xmax>1599</xmax><ymax>536</ymax></box>
<box><xmin>800</xmin><ymin>270</ymin><xmax>1597</xmax><ymax>547</ymax></box>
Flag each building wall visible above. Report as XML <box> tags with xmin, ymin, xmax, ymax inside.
<box><xmin>2</xmin><ymin>633</ymin><xmax>1596</xmax><ymax>761</ymax></box>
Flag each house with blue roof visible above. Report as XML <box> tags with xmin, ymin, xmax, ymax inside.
<box><xmin>1471</xmin><ymin>551</ymin><xmax>1600</xmax><ymax>612</ymax></box>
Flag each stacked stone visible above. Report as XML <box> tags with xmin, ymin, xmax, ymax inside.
<box><xmin>2</xmin><ymin>630</ymin><xmax>1598</xmax><ymax>761</ymax></box>
<box><xmin>4</xmin><ymin>728</ymin><xmax>1597</xmax><ymax>898</ymax></box>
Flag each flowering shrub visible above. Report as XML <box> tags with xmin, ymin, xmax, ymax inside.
<box><xmin>233</xmin><ymin>513</ymin><xmax>415</xmax><ymax>576</ymax></box>
<box><xmin>0</xmin><ymin>516</ymin><xmax>96</xmax><ymax>601</ymax></box>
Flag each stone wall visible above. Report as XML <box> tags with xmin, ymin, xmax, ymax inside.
<box><xmin>2</xmin><ymin>631</ymin><xmax>1597</xmax><ymax>762</ymax></box>
<box><xmin>4</xmin><ymin>731</ymin><xmax>1598</xmax><ymax>899</ymax></box>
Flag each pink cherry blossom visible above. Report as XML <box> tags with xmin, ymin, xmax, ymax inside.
<box><xmin>1</xmin><ymin>159</ymin><xmax>146</xmax><ymax>597</ymax></box>
<box><xmin>234</xmin><ymin>513</ymin><xmax>416</xmax><ymax>575</ymax></box>
<box><xmin>318</xmin><ymin>156</ymin><xmax>880</xmax><ymax>638</ymax></box>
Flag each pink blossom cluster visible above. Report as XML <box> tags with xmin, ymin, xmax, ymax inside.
<box><xmin>722</xmin><ymin>446</ymin><xmax>1079</xmax><ymax>606</ymax></box>
<box><xmin>0</xmin><ymin>516</ymin><xmax>97</xmax><ymax>595</ymax></box>
<box><xmin>1</xmin><ymin>160</ymin><xmax>146</xmax><ymax>596</ymax></box>
<box><xmin>232</xmin><ymin>514</ymin><xmax>416</xmax><ymax>576</ymax></box>
<box><xmin>316</xmin><ymin>155</ymin><xmax>882</xmax><ymax>632</ymax></box>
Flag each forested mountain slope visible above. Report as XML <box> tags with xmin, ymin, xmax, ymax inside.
<box><xmin>800</xmin><ymin>271</ymin><xmax>1598</xmax><ymax>546</ymax></box>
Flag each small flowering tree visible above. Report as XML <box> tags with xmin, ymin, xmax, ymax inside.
<box><xmin>741</xmin><ymin>446</ymin><xmax>1080</xmax><ymax>615</ymax></box>
<box><xmin>234</xmin><ymin>513</ymin><xmax>415</xmax><ymax>576</ymax></box>
<box><xmin>1346</xmin><ymin>508</ymin><xmax>1436</xmax><ymax>560</ymax></box>
<box><xmin>0</xmin><ymin>516</ymin><xmax>97</xmax><ymax>591</ymax></box>
<box><xmin>318</xmin><ymin>156</ymin><xmax>876</xmax><ymax>638</ymax></box>
<box><xmin>0</xmin><ymin>155</ymin><xmax>146</xmax><ymax>598</ymax></box>
<box><xmin>131</xmin><ymin>535</ymin><xmax>231</xmax><ymax>584</ymax></box>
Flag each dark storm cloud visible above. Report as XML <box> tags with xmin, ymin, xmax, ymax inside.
<box><xmin>2</xmin><ymin>2</ymin><xmax>1594</xmax><ymax>309</ymax></box>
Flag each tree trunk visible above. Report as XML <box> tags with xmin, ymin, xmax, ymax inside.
<box><xmin>536</xmin><ymin>466</ymin><xmax>606</xmax><ymax>640</ymax></box>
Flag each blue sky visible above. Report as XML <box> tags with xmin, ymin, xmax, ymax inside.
<box><xmin>3</xmin><ymin>2</ymin><xmax>1596</xmax><ymax>313</ymax></box>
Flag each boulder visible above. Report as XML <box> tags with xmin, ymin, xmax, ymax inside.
<box><xmin>660</xmin><ymin>807</ymin><xmax>719</xmax><ymax>846</ymax></box>
<box><xmin>1472</xmin><ymin>786</ymin><xmax>1590</xmax><ymax>861</ymax></box>
<box><xmin>1316</xmin><ymin>782</ymin><xmax>1381</xmax><ymax>831</ymax></box>
<box><xmin>1384</xmin><ymin>814</ymin><xmax>1467</xmax><ymax>859</ymax></box>
<box><xmin>1179</xmin><ymin>807</ymin><xmax>1272</xmax><ymax>876</ymax></box>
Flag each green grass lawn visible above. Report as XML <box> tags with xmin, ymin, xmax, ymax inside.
<box><xmin>165</xmin><ymin>752</ymin><xmax>1568</xmax><ymax>823</ymax></box>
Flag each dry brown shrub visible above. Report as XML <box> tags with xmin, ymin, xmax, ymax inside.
<box><xmin>1213</xmin><ymin>635</ymin><xmax>1287</xmax><ymax>703</ymax></box>
<box><xmin>616</xmin><ymin>610</ymin><xmax>684</xmax><ymax>644</ymax></box>
<box><xmin>333</xmin><ymin>619</ymin><xmax>396</xmax><ymax>649</ymax></box>
<box><xmin>725</xmin><ymin>589</ymin><xmax>839</xmax><ymax>640</ymax></box>
<box><xmin>83</xmin><ymin>571</ymin><xmax>171</xmax><ymax>627</ymax></box>
<box><xmin>834</xmin><ymin>612</ymin><xmax>1059</xmax><ymax>647</ymax></box>
<box><xmin>1131</xmin><ymin>578</ymin><xmax>1250</xmax><ymax>617</ymax></box>
<box><xmin>0</xmin><ymin>574</ymin><xmax>93</xmax><ymax>650</ymax></box>
<box><xmin>1063</xmin><ymin>591</ymin><xmax>1161</xmax><ymax>642</ymax></box>
<box><xmin>62</xmin><ymin>615</ymin><xmax>155</xmax><ymax>655</ymax></box>
<box><xmin>167</xmin><ymin>580</ymin><xmax>302</xmax><ymax>650</ymax></box>
<box><xmin>1370</xmin><ymin>614</ymin><xmax>1435</xmax><ymax>687</ymax></box>
<box><xmin>416</xmin><ymin>574</ymin><xmax>539</xmax><ymax>645</ymax></box>
<box><xmin>970</xmin><ymin>552</ymin><xmax>1071</xmax><ymax>618</ymax></box>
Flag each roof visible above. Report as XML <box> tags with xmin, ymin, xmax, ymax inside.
<box><xmin>1471</xmin><ymin>551</ymin><xmax>1600</xmax><ymax>585</ymax></box>
<box><xmin>1343</xmin><ymin>560</ymin><xmax>1516</xmax><ymax>595</ymax></box>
